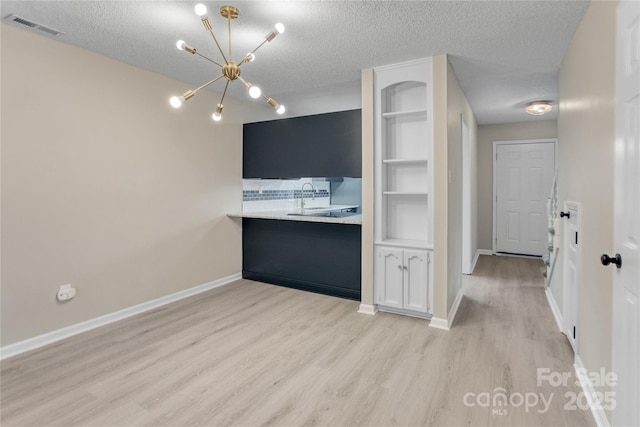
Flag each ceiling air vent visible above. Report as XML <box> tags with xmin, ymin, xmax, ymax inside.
<box><xmin>3</xmin><ymin>14</ymin><xmax>65</xmax><ymax>37</ymax></box>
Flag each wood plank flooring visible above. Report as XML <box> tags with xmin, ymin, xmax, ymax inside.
<box><xmin>1</xmin><ymin>255</ymin><xmax>595</xmax><ymax>426</ymax></box>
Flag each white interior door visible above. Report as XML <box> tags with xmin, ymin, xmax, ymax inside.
<box><xmin>612</xmin><ymin>1</ymin><xmax>640</xmax><ymax>425</ymax></box>
<box><xmin>561</xmin><ymin>202</ymin><xmax>580</xmax><ymax>354</ymax></box>
<box><xmin>494</xmin><ymin>141</ymin><xmax>555</xmax><ymax>256</ymax></box>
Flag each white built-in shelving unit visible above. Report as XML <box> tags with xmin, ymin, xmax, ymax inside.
<box><xmin>373</xmin><ymin>58</ymin><xmax>434</xmax><ymax>319</ymax></box>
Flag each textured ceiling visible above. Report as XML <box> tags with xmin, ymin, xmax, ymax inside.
<box><xmin>1</xmin><ymin>1</ymin><xmax>589</xmax><ymax>124</ymax></box>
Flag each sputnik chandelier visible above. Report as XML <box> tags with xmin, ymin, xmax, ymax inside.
<box><xmin>169</xmin><ymin>3</ymin><xmax>286</xmax><ymax>122</ymax></box>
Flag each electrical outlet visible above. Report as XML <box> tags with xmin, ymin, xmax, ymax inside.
<box><xmin>57</xmin><ymin>284</ymin><xmax>76</xmax><ymax>302</ymax></box>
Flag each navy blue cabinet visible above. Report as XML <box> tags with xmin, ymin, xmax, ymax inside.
<box><xmin>243</xmin><ymin>109</ymin><xmax>362</xmax><ymax>178</ymax></box>
<box><xmin>242</xmin><ymin>218</ymin><xmax>362</xmax><ymax>300</ymax></box>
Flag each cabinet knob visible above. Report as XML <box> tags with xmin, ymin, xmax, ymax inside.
<box><xmin>560</xmin><ymin>211</ymin><xmax>570</xmax><ymax>219</ymax></box>
<box><xmin>601</xmin><ymin>253</ymin><xmax>622</xmax><ymax>269</ymax></box>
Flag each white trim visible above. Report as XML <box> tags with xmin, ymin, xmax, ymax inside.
<box><xmin>461</xmin><ymin>115</ymin><xmax>472</xmax><ymax>275</ymax></box>
<box><xmin>0</xmin><ymin>273</ymin><xmax>242</xmax><ymax>360</ymax></box>
<box><xmin>574</xmin><ymin>355</ymin><xmax>611</xmax><ymax>427</ymax></box>
<box><xmin>429</xmin><ymin>288</ymin><xmax>464</xmax><ymax>331</ymax></box>
<box><xmin>545</xmin><ymin>287</ymin><xmax>564</xmax><ymax>332</ymax></box>
<box><xmin>357</xmin><ymin>303</ymin><xmax>377</xmax><ymax>315</ymax></box>
<box><xmin>472</xmin><ymin>249</ymin><xmax>493</xmax><ymax>273</ymax></box>
<box><xmin>377</xmin><ymin>305</ymin><xmax>431</xmax><ymax>320</ymax></box>
<box><xmin>373</xmin><ymin>56</ymin><xmax>433</xmax><ymax>73</ymax></box>
<box><xmin>448</xmin><ymin>288</ymin><xmax>464</xmax><ymax>327</ymax></box>
<box><xmin>492</xmin><ymin>138</ymin><xmax>558</xmax><ymax>254</ymax></box>
<box><xmin>429</xmin><ymin>317</ymin><xmax>450</xmax><ymax>330</ymax></box>
<box><xmin>495</xmin><ymin>252</ymin><xmax>542</xmax><ymax>260</ymax></box>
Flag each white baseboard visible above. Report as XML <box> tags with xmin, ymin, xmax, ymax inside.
<box><xmin>545</xmin><ymin>287</ymin><xmax>564</xmax><ymax>332</ymax></box>
<box><xmin>429</xmin><ymin>288</ymin><xmax>464</xmax><ymax>331</ymax></box>
<box><xmin>0</xmin><ymin>273</ymin><xmax>242</xmax><ymax>360</ymax></box>
<box><xmin>496</xmin><ymin>252</ymin><xmax>542</xmax><ymax>259</ymax></box>
<box><xmin>472</xmin><ymin>249</ymin><xmax>493</xmax><ymax>273</ymax></box>
<box><xmin>357</xmin><ymin>303</ymin><xmax>377</xmax><ymax>315</ymax></box>
<box><xmin>429</xmin><ymin>316</ymin><xmax>449</xmax><ymax>330</ymax></box>
<box><xmin>448</xmin><ymin>288</ymin><xmax>464</xmax><ymax>327</ymax></box>
<box><xmin>574</xmin><ymin>355</ymin><xmax>611</xmax><ymax>427</ymax></box>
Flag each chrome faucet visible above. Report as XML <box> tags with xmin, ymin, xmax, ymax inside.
<box><xmin>300</xmin><ymin>182</ymin><xmax>315</xmax><ymax>209</ymax></box>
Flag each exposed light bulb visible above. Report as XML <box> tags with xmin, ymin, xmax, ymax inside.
<box><xmin>169</xmin><ymin>95</ymin><xmax>185</xmax><ymax>108</ymax></box>
<box><xmin>176</xmin><ymin>40</ymin><xmax>187</xmax><ymax>50</ymax></box>
<box><xmin>249</xmin><ymin>86</ymin><xmax>262</xmax><ymax>99</ymax></box>
<box><xmin>194</xmin><ymin>4</ymin><xmax>207</xmax><ymax>17</ymax></box>
<box><xmin>276</xmin><ymin>104</ymin><xmax>286</xmax><ymax>114</ymax></box>
<box><xmin>274</xmin><ymin>23</ymin><xmax>285</xmax><ymax>34</ymax></box>
<box><xmin>212</xmin><ymin>103</ymin><xmax>223</xmax><ymax>122</ymax></box>
<box><xmin>246</xmin><ymin>53</ymin><xmax>256</xmax><ymax>62</ymax></box>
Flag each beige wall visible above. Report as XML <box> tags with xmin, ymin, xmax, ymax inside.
<box><xmin>477</xmin><ymin>120</ymin><xmax>558</xmax><ymax>250</ymax></box>
<box><xmin>360</xmin><ymin>68</ymin><xmax>374</xmax><ymax>307</ymax></box>
<box><xmin>432</xmin><ymin>54</ymin><xmax>478</xmax><ymax>318</ymax></box>
<box><xmin>554</xmin><ymin>1</ymin><xmax>617</xmax><ymax>420</ymax></box>
<box><xmin>0</xmin><ymin>24</ymin><xmax>271</xmax><ymax>346</ymax></box>
<box><xmin>445</xmin><ymin>59</ymin><xmax>478</xmax><ymax>310</ymax></box>
<box><xmin>432</xmin><ymin>55</ymin><xmax>449</xmax><ymax>319</ymax></box>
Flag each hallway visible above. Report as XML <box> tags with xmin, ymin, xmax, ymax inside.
<box><xmin>454</xmin><ymin>254</ymin><xmax>596</xmax><ymax>425</ymax></box>
<box><xmin>1</xmin><ymin>256</ymin><xmax>595</xmax><ymax>426</ymax></box>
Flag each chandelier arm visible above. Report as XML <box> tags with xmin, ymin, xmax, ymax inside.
<box><xmin>218</xmin><ymin>79</ymin><xmax>231</xmax><ymax>107</ymax></box>
<box><xmin>193</xmin><ymin>74</ymin><xmax>226</xmax><ymax>94</ymax></box>
<box><xmin>260</xmin><ymin>93</ymin><xmax>277</xmax><ymax>106</ymax></box>
<box><xmin>209</xmin><ymin>29</ymin><xmax>228</xmax><ymax>63</ymax></box>
<box><xmin>202</xmin><ymin>18</ymin><xmax>228</xmax><ymax>64</ymax></box>
<box><xmin>195</xmin><ymin>51</ymin><xmax>224</xmax><ymax>68</ymax></box>
<box><xmin>259</xmin><ymin>93</ymin><xmax>284</xmax><ymax>114</ymax></box>
<box><xmin>240</xmin><ymin>40</ymin><xmax>269</xmax><ymax>65</ymax></box>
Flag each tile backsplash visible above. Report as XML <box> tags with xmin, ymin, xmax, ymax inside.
<box><xmin>242</xmin><ymin>178</ymin><xmax>331</xmax><ymax>212</ymax></box>
<box><xmin>243</xmin><ymin>189</ymin><xmax>330</xmax><ymax>202</ymax></box>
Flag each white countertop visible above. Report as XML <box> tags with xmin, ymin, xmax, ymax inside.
<box><xmin>228</xmin><ymin>205</ymin><xmax>362</xmax><ymax>225</ymax></box>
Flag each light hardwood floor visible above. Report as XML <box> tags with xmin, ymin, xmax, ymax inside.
<box><xmin>1</xmin><ymin>255</ymin><xmax>595</xmax><ymax>426</ymax></box>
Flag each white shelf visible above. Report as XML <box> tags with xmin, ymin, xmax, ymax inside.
<box><xmin>382</xmin><ymin>109</ymin><xmax>428</xmax><ymax>119</ymax></box>
<box><xmin>374</xmin><ymin>59</ymin><xmax>434</xmax><ymax>319</ymax></box>
<box><xmin>375</xmin><ymin>66</ymin><xmax>433</xmax><ymax>244</ymax></box>
<box><xmin>376</xmin><ymin>239</ymin><xmax>433</xmax><ymax>250</ymax></box>
<box><xmin>382</xmin><ymin>159</ymin><xmax>428</xmax><ymax>164</ymax></box>
<box><xmin>383</xmin><ymin>191</ymin><xmax>428</xmax><ymax>196</ymax></box>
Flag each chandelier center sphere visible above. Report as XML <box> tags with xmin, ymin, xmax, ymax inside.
<box><xmin>222</xmin><ymin>62</ymin><xmax>241</xmax><ymax>81</ymax></box>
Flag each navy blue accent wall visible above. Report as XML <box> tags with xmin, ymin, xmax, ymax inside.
<box><xmin>243</xmin><ymin>109</ymin><xmax>362</xmax><ymax>178</ymax></box>
<box><xmin>242</xmin><ymin>218</ymin><xmax>362</xmax><ymax>300</ymax></box>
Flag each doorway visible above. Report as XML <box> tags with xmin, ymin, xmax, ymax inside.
<box><xmin>493</xmin><ymin>139</ymin><xmax>556</xmax><ymax>256</ymax></box>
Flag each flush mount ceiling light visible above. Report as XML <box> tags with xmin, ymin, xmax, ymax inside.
<box><xmin>169</xmin><ymin>4</ymin><xmax>286</xmax><ymax>122</ymax></box>
<box><xmin>525</xmin><ymin>101</ymin><xmax>553</xmax><ymax>116</ymax></box>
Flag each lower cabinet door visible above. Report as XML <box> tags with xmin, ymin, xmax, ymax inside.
<box><xmin>403</xmin><ymin>249</ymin><xmax>429</xmax><ymax>313</ymax></box>
<box><xmin>375</xmin><ymin>247</ymin><xmax>404</xmax><ymax>309</ymax></box>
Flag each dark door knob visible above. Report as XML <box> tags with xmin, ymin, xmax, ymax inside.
<box><xmin>560</xmin><ymin>211</ymin><xmax>571</xmax><ymax>219</ymax></box>
<box><xmin>601</xmin><ymin>253</ymin><xmax>622</xmax><ymax>269</ymax></box>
